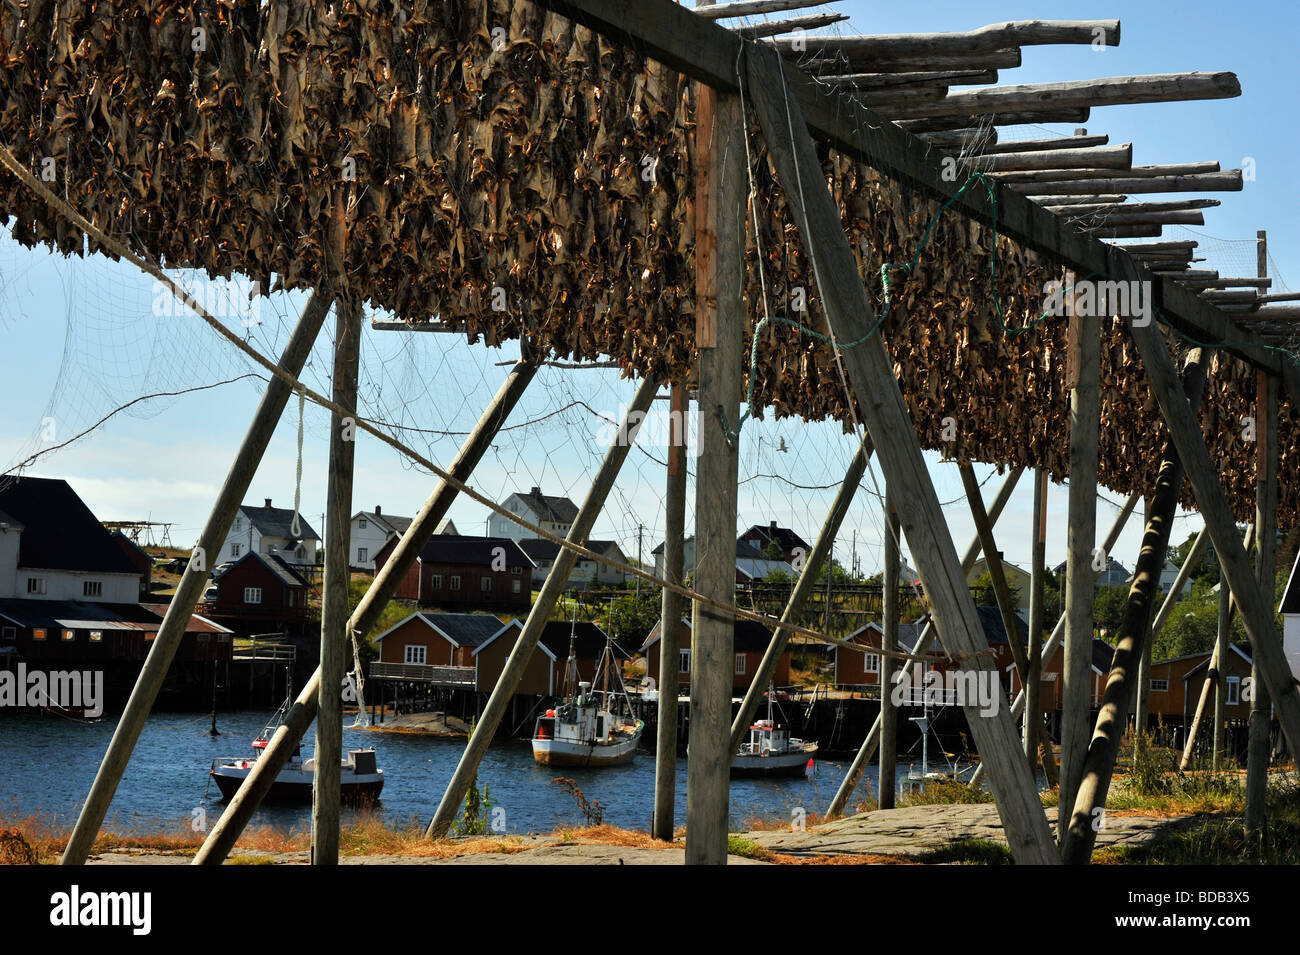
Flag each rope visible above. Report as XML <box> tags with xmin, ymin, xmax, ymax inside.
<box><xmin>290</xmin><ymin>386</ymin><xmax>305</xmax><ymax>539</ymax></box>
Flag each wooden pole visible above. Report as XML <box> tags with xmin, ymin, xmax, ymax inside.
<box><xmin>1245</xmin><ymin>363</ymin><xmax>1277</xmax><ymax>833</ymax></box>
<box><xmin>61</xmin><ymin>289</ymin><xmax>333</xmax><ymax>865</ymax></box>
<box><xmin>1134</xmin><ymin>498</ymin><xmax>1154</xmax><ymax>739</ymax></box>
<box><xmin>193</xmin><ymin>358</ymin><xmax>538</xmax><ymax>864</ymax></box>
<box><xmin>968</xmin><ymin>492</ymin><xmax>1141</xmax><ymax>789</ymax></box>
<box><xmin>879</xmin><ymin>494</ymin><xmax>901</xmax><ymax>809</ymax></box>
<box><xmin>1213</xmin><ymin>561</ymin><xmax>1230</xmax><ymax>768</ymax></box>
<box><xmin>1150</xmin><ymin>527</ymin><xmax>1207</xmax><ymax>636</ymax></box>
<box><xmin>312</xmin><ymin>297</ymin><xmax>362</xmax><ymax>865</ymax></box>
<box><xmin>686</xmin><ymin>17</ymin><xmax>746</xmax><ymax>862</ymax></box>
<box><xmin>959</xmin><ymin>462</ymin><xmax>1031</xmax><ymax>682</ymax></box>
<box><xmin>427</xmin><ymin>376</ymin><xmax>660</xmax><ymax>838</ymax></box>
<box><xmin>1060</xmin><ymin>348</ymin><xmax>1206</xmax><ymax>864</ymax></box>
<box><xmin>826</xmin><ymin>468</ymin><xmax>1023</xmax><ymax>818</ymax></box>
<box><xmin>729</xmin><ymin>439</ymin><xmax>872</xmax><ymax>754</ymax></box>
<box><xmin>653</xmin><ymin>383</ymin><xmax>688</xmax><ymax>841</ymax></box>
<box><xmin>1025</xmin><ymin>469</ymin><xmax>1047</xmax><ymax>771</ymax></box>
<box><xmin>1059</xmin><ymin>274</ymin><xmax>1100</xmax><ymax>845</ymax></box>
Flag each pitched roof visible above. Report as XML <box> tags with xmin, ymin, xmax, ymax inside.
<box><xmin>0</xmin><ymin>598</ymin><xmax>228</xmax><ymax>634</ymax></box>
<box><xmin>1281</xmin><ymin>550</ymin><xmax>1300</xmax><ymax>614</ymax></box>
<box><xmin>0</xmin><ymin>477</ymin><xmax>141</xmax><ymax>575</ymax></box>
<box><xmin>641</xmin><ymin>617</ymin><xmax>777</xmax><ymax>654</ymax></box>
<box><xmin>650</xmin><ymin>537</ymin><xmax>782</xmax><ymax>559</ymax></box>
<box><xmin>973</xmin><ymin>605</ymin><xmax>1029</xmax><ymax>645</ymax></box>
<box><xmin>217</xmin><ymin>550</ymin><xmax>309</xmax><ymax>587</ymax></box>
<box><xmin>417</xmin><ymin>534</ymin><xmax>532</xmax><ymax>568</ymax></box>
<box><xmin>241</xmin><ymin>502</ymin><xmax>321</xmax><ymax>542</ymax></box>
<box><xmin>355</xmin><ymin>509</ymin><xmax>415</xmax><ymax>536</ymax></box>
<box><xmin>510</xmin><ymin>487</ymin><xmax>579</xmax><ymax>525</ymax></box>
<box><xmin>374</xmin><ymin>611</ymin><xmax>514</xmax><ymax>648</ymax></box>
<box><xmin>537</xmin><ymin>621</ymin><xmax>628</xmax><ymax>660</ymax></box>
<box><xmin>1092</xmin><ymin>638</ymin><xmax>1116</xmax><ymax>674</ymax></box>
<box><xmin>843</xmin><ymin>620</ymin><xmax>923</xmax><ymax>654</ymax></box>
<box><xmin>517</xmin><ymin>538</ymin><xmax>623</xmax><ymax>563</ymax></box>
<box><xmin>739</xmin><ymin>522</ymin><xmax>811</xmax><ymax>554</ymax></box>
<box><xmin>1182</xmin><ymin>643</ymin><xmax>1254</xmax><ymax>679</ymax></box>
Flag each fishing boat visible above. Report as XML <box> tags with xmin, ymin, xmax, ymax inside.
<box><xmin>731</xmin><ymin>691</ymin><xmax>818</xmax><ymax>778</ymax></box>
<box><xmin>208</xmin><ymin>697</ymin><xmax>384</xmax><ymax>804</ymax></box>
<box><xmin>531</xmin><ymin>626</ymin><xmax>643</xmax><ymax>768</ymax></box>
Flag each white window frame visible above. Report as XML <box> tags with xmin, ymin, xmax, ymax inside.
<box><xmin>231</xmin><ymin>543</ymin><xmax>241</xmax><ymax>557</ymax></box>
<box><xmin>512</xmin><ymin>579</ymin><xmax>522</xmax><ymax>594</ymax></box>
<box><xmin>865</xmin><ymin>653</ymin><xmax>880</xmax><ymax>674</ymax></box>
<box><xmin>358</xmin><ymin>547</ymin><xmax>368</xmax><ymax>563</ymax></box>
<box><xmin>450</xmin><ymin>575</ymin><xmax>462</xmax><ymax>591</ymax></box>
<box><xmin>26</xmin><ymin>577</ymin><xmax>46</xmax><ymax>595</ymax></box>
<box><xmin>1150</xmin><ymin>678</ymin><xmax>1169</xmax><ymax>693</ymax></box>
<box><xmin>679</xmin><ymin>648</ymin><xmax>691</xmax><ymax>674</ymax></box>
<box><xmin>359</xmin><ymin>518</ymin><xmax>368</xmax><ymax>529</ymax></box>
<box><xmin>431</xmin><ymin>574</ymin><xmax>443</xmax><ymax>590</ymax></box>
<box><xmin>83</xmin><ymin>580</ymin><xmax>103</xmax><ymax>597</ymax></box>
<box><xmin>1227</xmin><ymin>677</ymin><xmax>1241</xmax><ymax>706</ymax></box>
<box><xmin>244</xmin><ymin>587</ymin><xmax>263</xmax><ymax>605</ymax></box>
<box><xmin>734</xmin><ymin>654</ymin><xmax>746</xmax><ymax>675</ymax></box>
<box><xmin>405</xmin><ymin>645</ymin><xmax>427</xmax><ymax>665</ymax></box>
<box><xmin>481</xmin><ymin>577</ymin><xmax>493</xmax><ymax>593</ymax></box>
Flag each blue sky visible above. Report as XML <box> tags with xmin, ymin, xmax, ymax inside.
<box><xmin>1</xmin><ymin>0</ymin><xmax>1293</xmax><ymax>583</ymax></box>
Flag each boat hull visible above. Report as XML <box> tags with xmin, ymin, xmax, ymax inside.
<box><xmin>730</xmin><ymin>744</ymin><xmax>818</xmax><ymax>779</ymax></box>
<box><xmin>209</xmin><ymin>763</ymin><xmax>383</xmax><ymax>805</ymax></box>
<box><xmin>532</xmin><ymin>730</ymin><xmax>641</xmax><ymax>768</ymax></box>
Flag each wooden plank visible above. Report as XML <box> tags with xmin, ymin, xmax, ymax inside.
<box><xmin>1025</xmin><ymin>469</ymin><xmax>1048</xmax><ymax>768</ymax></box>
<box><xmin>826</xmin><ymin>468</ymin><xmax>1023</xmax><ymax>818</ymax></box>
<box><xmin>1012</xmin><ymin>171</ymin><xmax>1243</xmax><ymax>195</ymax></box>
<box><xmin>806</xmin><ymin>50</ymin><xmax>1023</xmax><ymax>74</ymax></box>
<box><xmin>426</xmin><ymin>377</ymin><xmax>661</xmax><ymax>839</ymax></box>
<box><xmin>960</xmin><ymin>462</ymin><xmax>1030</xmax><ymax>681</ymax></box>
<box><xmin>528</xmin><ymin>0</ymin><xmax>1284</xmax><ymax>376</ymax></box>
<box><xmin>746</xmin><ymin>47</ymin><xmax>1057</xmax><ymax>863</ymax></box>
<box><xmin>1245</xmin><ymin>366</ymin><xmax>1277</xmax><ymax>832</ymax></box>
<box><xmin>312</xmin><ymin>297</ymin><xmax>362</xmax><ymax>865</ymax></box>
<box><xmin>653</xmin><ymin>384</ymin><xmax>688</xmax><ymax>841</ymax></box>
<box><xmin>60</xmin><ymin>289</ymin><xmax>333</xmax><ymax>865</ymax></box>
<box><xmin>194</xmin><ymin>359</ymin><xmax>539</xmax><ymax>865</ymax></box>
<box><xmin>695</xmin><ymin>0</ymin><xmax>833</xmax><ymax>19</ymax></box>
<box><xmin>733</xmin><ymin>12</ymin><xmax>847</xmax><ymax>37</ymax></box>
<box><xmin>899</xmin><ymin>109</ymin><xmax>1091</xmax><ymax>134</ymax></box>
<box><xmin>983</xmin><ymin>134</ymin><xmax>1110</xmax><ymax>154</ymax></box>
<box><xmin>1059</xmin><ymin>281</ymin><xmax>1100</xmax><ymax>847</ymax></box>
<box><xmin>879</xmin><ymin>494</ymin><xmax>901</xmax><ymax>809</ymax></box>
<box><xmin>827</xmin><ymin>70</ymin><xmax>999</xmax><ymax>90</ymax></box>
<box><xmin>767</xmin><ymin>19</ymin><xmax>1120</xmax><ymax>56</ymax></box>
<box><xmin>1061</xmin><ymin>348</ymin><xmax>1206</xmax><ymax>864</ymax></box>
<box><xmin>729</xmin><ymin>439</ymin><xmax>872</xmax><ymax>754</ymax></box>
<box><xmin>1043</xmin><ymin>199</ymin><xmax>1221</xmax><ymax>215</ymax></box>
<box><xmin>1006</xmin><ymin>162</ymin><xmax>1221</xmax><ymax>182</ymax></box>
<box><xmin>981</xmin><ymin>144</ymin><xmax>1132</xmax><ymax>173</ymax></box>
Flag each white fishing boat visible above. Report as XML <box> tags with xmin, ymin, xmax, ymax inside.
<box><xmin>531</xmin><ymin>626</ymin><xmax>643</xmax><ymax>768</ymax></box>
<box><xmin>731</xmin><ymin>691</ymin><xmax>817</xmax><ymax>778</ymax></box>
<box><xmin>208</xmin><ymin>697</ymin><xmax>384</xmax><ymax>804</ymax></box>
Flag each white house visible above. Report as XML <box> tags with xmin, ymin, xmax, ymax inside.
<box><xmin>517</xmin><ymin>538</ymin><xmax>627</xmax><ymax>588</ymax></box>
<box><xmin>348</xmin><ymin>506</ymin><xmax>456</xmax><ymax>571</ymax></box>
<box><xmin>487</xmin><ymin>487</ymin><xmax>577</xmax><ymax>541</ymax></box>
<box><xmin>1158</xmin><ymin>558</ymin><xmax>1193</xmax><ymax>596</ymax></box>
<box><xmin>218</xmin><ymin>498</ymin><xmax>321</xmax><ymax>567</ymax></box>
<box><xmin>1280</xmin><ymin>551</ymin><xmax>1300</xmax><ymax>679</ymax></box>
<box><xmin>0</xmin><ymin>477</ymin><xmax>143</xmax><ymax>603</ymax></box>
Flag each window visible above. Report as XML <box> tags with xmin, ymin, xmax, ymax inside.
<box><xmin>734</xmin><ymin>654</ymin><xmax>746</xmax><ymax>675</ymax></box>
<box><xmin>510</xmin><ymin>566</ymin><xmax>523</xmax><ymax>575</ymax></box>
<box><xmin>481</xmin><ymin>577</ymin><xmax>493</xmax><ymax>593</ymax></box>
<box><xmin>218</xmin><ymin>634</ymin><xmax>230</xmax><ymax>643</ymax></box>
<box><xmin>244</xmin><ymin>587</ymin><xmax>263</xmax><ymax>604</ymax></box>
<box><xmin>1</xmin><ymin>626</ymin><xmax>14</xmax><ymax>641</ymax></box>
<box><xmin>89</xmin><ymin>630</ymin><xmax>103</xmax><ymax>643</ymax></box>
<box><xmin>359</xmin><ymin>518</ymin><xmax>368</xmax><ymax>529</ymax></box>
<box><xmin>679</xmin><ymin>648</ymin><xmax>691</xmax><ymax>674</ymax></box>
<box><xmin>32</xmin><ymin>628</ymin><xmax>46</xmax><ymax>641</ymax></box>
<box><xmin>62</xmin><ymin>629</ymin><xmax>75</xmax><ymax>642</ymax></box>
<box><xmin>83</xmin><ymin>581</ymin><xmax>103</xmax><ymax>597</ymax></box>
<box><xmin>1150</xmin><ymin>678</ymin><xmax>1169</xmax><ymax>693</ymax></box>
<box><xmin>1227</xmin><ymin>677</ymin><xmax>1241</xmax><ymax>706</ymax></box>
<box><xmin>231</xmin><ymin>543</ymin><xmax>241</xmax><ymax>557</ymax></box>
<box><xmin>295</xmin><ymin>545</ymin><xmax>305</xmax><ymax>559</ymax></box>
<box><xmin>197</xmin><ymin>633</ymin><xmax>210</xmax><ymax>643</ymax></box>
<box><xmin>865</xmin><ymin>653</ymin><xmax>880</xmax><ymax>674</ymax></box>
<box><xmin>431</xmin><ymin>574</ymin><xmax>443</xmax><ymax>590</ymax></box>
<box><xmin>358</xmin><ymin>548</ymin><xmax>368</xmax><ymax>563</ymax></box>
<box><xmin>450</xmin><ymin>575</ymin><xmax>461</xmax><ymax>591</ymax></box>
<box><xmin>512</xmin><ymin>580</ymin><xmax>521</xmax><ymax>594</ymax></box>
<box><xmin>405</xmin><ymin>645</ymin><xmax>427</xmax><ymax>665</ymax></box>
<box><xmin>26</xmin><ymin>577</ymin><xmax>46</xmax><ymax>595</ymax></box>
<box><xmin>234</xmin><ymin>517</ymin><xmax>242</xmax><ymax>530</ymax></box>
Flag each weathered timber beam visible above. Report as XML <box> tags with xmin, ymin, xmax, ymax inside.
<box><xmin>1091</xmin><ymin>225</ymin><xmax>1167</xmax><ymax>239</ymax></box>
<box><xmin>695</xmin><ymin>0</ymin><xmax>835</xmax><ymax>18</ymax></box>
<box><xmin>982</xmin><ymin>134</ymin><xmax>1110</xmax><ymax>154</ymax></box>
<box><xmin>979</xmin><ymin>144</ymin><xmax>1131</xmax><ymax>173</ymax></box>
<box><xmin>997</xmin><ymin>161</ymin><xmax>1220</xmax><ymax>183</ymax></box>
<box><xmin>1013</xmin><ymin>171</ymin><xmax>1243</xmax><ymax>195</ymax></box>
<box><xmin>885</xmin><ymin>72</ymin><xmax>1239</xmax><ymax>120</ymax></box>
<box><xmin>899</xmin><ymin>109</ymin><xmax>1091</xmax><ymax>133</ymax></box>
<box><xmin>1245</xmin><ymin>369</ymin><xmax>1278</xmax><ymax>833</ymax></box>
<box><xmin>919</xmin><ymin>128</ymin><xmax>998</xmax><ymax>149</ymax></box>
<box><xmin>747</xmin><ymin>46</ymin><xmax>1057</xmax><ymax>864</ymax></box>
<box><xmin>527</xmin><ymin>0</ymin><xmax>1283</xmax><ymax>375</ymax></box>
<box><xmin>1042</xmin><ymin>199</ymin><xmax>1221</xmax><ymax>216</ymax></box>
<box><xmin>805</xmin><ymin>49</ymin><xmax>1023</xmax><ymax>74</ymax></box>
<box><xmin>733</xmin><ymin>12</ymin><xmax>847</xmax><ymax>38</ymax></box>
<box><xmin>826</xmin><ymin>69</ymin><xmax>999</xmax><ymax>89</ymax></box>
<box><xmin>1034</xmin><ymin>194</ymin><xmax>1128</xmax><ymax>207</ymax></box>
<box><xmin>767</xmin><ymin>19</ymin><xmax>1120</xmax><ymax>56</ymax></box>
<box><xmin>1072</xmin><ymin>210</ymin><xmax>1205</xmax><ymax>228</ymax></box>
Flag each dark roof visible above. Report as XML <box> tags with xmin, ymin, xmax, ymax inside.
<box><xmin>739</xmin><ymin>522</ymin><xmax>810</xmax><ymax>554</ymax></box>
<box><xmin>650</xmin><ymin>536</ymin><xmax>773</xmax><ymax>558</ymax></box>
<box><xmin>511</xmin><ymin>488</ymin><xmax>579</xmax><ymax>525</ymax></box>
<box><xmin>1281</xmin><ymin>550</ymin><xmax>1300</xmax><ymax>614</ymax></box>
<box><xmin>0</xmin><ymin>598</ymin><xmax>163</xmax><ymax>631</ymax></box>
<box><xmin>217</xmin><ymin>550</ymin><xmax>309</xmax><ymax>587</ymax></box>
<box><xmin>241</xmin><ymin>502</ymin><xmax>321</xmax><ymax>542</ymax></box>
<box><xmin>419</xmin><ymin>612</ymin><xmax>511</xmax><ymax>648</ymax></box>
<box><xmin>641</xmin><ymin>616</ymin><xmax>776</xmax><ymax>654</ymax></box>
<box><xmin>356</xmin><ymin>510</ymin><xmax>414</xmax><ymax>536</ymax></box>
<box><xmin>1092</xmin><ymin>638</ymin><xmax>1116</xmax><ymax>674</ymax></box>
<box><xmin>973</xmin><ymin>606</ymin><xmax>1029</xmax><ymax>645</ymax></box>
<box><xmin>538</xmin><ymin>621</ymin><xmax>627</xmax><ymax>660</ymax></box>
<box><xmin>0</xmin><ymin>477</ymin><xmax>141</xmax><ymax>575</ymax></box>
<box><xmin>418</xmin><ymin>534</ymin><xmax>532</xmax><ymax>568</ymax></box>
<box><xmin>517</xmin><ymin>538</ymin><xmax>621</xmax><ymax>563</ymax></box>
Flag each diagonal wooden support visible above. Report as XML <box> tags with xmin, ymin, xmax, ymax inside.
<box><xmin>192</xmin><ymin>358</ymin><xmax>538</xmax><ymax>864</ymax></box>
<box><xmin>826</xmin><ymin>468</ymin><xmax>1022</xmax><ymax>819</ymax></box>
<box><xmin>426</xmin><ymin>376</ymin><xmax>660</xmax><ymax>838</ymax></box>
<box><xmin>1126</xmin><ymin>285</ymin><xmax>1300</xmax><ymax>769</ymax></box>
<box><xmin>1245</xmin><ymin>369</ymin><xmax>1278</xmax><ymax>833</ymax></box>
<box><xmin>879</xmin><ymin>493</ymin><xmax>901</xmax><ymax>810</ymax></box>
<box><xmin>729</xmin><ymin>438</ymin><xmax>872</xmax><ymax>755</ymax></box>
<box><xmin>1025</xmin><ymin>469</ymin><xmax>1048</xmax><ymax>771</ymax></box>
<box><xmin>747</xmin><ymin>38</ymin><xmax>1057</xmax><ymax>865</ymax></box>
<box><xmin>969</xmin><ymin>491</ymin><xmax>1141</xmax><ymax>789</ymax></box>
<box><xmin>312</xmin><ymin>297</ymin><xmax>362</xmax><ymax>865</ymax></box>
<box><xmin>960</xmin><ymin>462</ymin><xmax>1031</xmax><ymax>683</ymax></box>
<box><xmin>61</xmin><ymin>288</ymin><xmax>334</xmax><ymax>865</ymax></box>
<box><xmin>1061</xmin><ymin>348</ymin><xmax>1206</xmax><ymax>864</ymax></box>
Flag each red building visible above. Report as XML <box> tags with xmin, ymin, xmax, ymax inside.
<box><xmin>372</xmin><ymin>534</ymin><xmax>532</xmax><ymax>611</ymax></box>
<box><xmin>202</xmin><ymin>551</ymin><xmax>311</xmax><ymax>634</ymax></box>
<box><xmin>640</xmin><ymin>617</ymin><xmax>790</xmax><ymax>691</ymax></box>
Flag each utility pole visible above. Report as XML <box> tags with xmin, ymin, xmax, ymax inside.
<box><xmin>636</xmin><ymin>523</ymin><xmax>644</xmax><ymax>598</ymax></box>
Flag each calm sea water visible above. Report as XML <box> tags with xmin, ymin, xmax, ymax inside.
<box><xmin>0</xmin><ymin>708</ymin><xmax>943</xmax><ymax>835</ymax></box>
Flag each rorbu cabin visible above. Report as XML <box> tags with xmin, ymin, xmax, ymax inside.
<box><xmin>371</xmin><ymin>534</ymin><xmax>533</xmax><ymax>612</ymax></box>
<box><xmin>1180</xmin><ymin>644</ymin><xmax>1255</xmax><ymax>721</ymax></box>
<box><xmin>641</xmin><ymin>617</ymin><xmax>790</xmax><ymax>691</ymax></box>
<box><xmin>1143</xmin><ymin>651</ymin><xmax>1215</xmax><ymax>723</ymax></box>
<box><xmin>473</xmin><ymin>619</ymin><xmax>627</xmax><ymax>698</ymax></box>
<box><xmin>373</xmin><ymin>611</ymin><xmax>517</xmax><ymax>672</ymax></box>
<box><xmin>203</xmin><ymin>551</ymin><xmax>311</xmax><ymax>633</ymax></box>
<box><xmin>832</xmin><ymin>620</ymin><xmax>924</xmax><ymax>687</ymax></box>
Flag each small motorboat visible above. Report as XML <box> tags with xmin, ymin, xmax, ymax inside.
<box><xmin>208</xmin><ymin>698</ymin><xmax>383</xmax><ymax>804</ymax></box>
<box><xmin>732</xmin><ymin>716</ymin><xmax>819</xmax><ymax>778</ymax></box>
